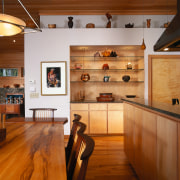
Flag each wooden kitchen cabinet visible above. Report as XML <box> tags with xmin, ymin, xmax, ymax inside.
<box><xmin>90</xmin><ymin>111</ymin><xmax>107</xmax><ymax>134</ymax></box>
<box><xmin>124</xmin><ymin>101</ymin><xmax>180</xmax><ymax>180</ymax></box>
<box><xmin>142</xmin><ymin>111</ymin><xmax>157</xmax><ymax>180</ymax></box>
<box><xmin>133</xmin><ymin>107</ymin><xmax>143</xmax><ymax>179</ymax></box>
<box><xmin>71</xmin><ymin>103</ymin><xmax>123</xmax><ymax>135</ymax></box>
<box><xmin>89</xmin><ymin>104</ymin><xmax>107</xmax><ymax>134</ymax></box>
<box><xmin>157</xmin><ymin>116</ymin><xmax>178</xmax><ymax>180</ymax></box>
<box><xmin>108</xmin><ymin>103</ymin><xmax>123</xmax><ymax>134</ymax></box>
<box><xmin>123</xmin><ymin>103</ymin><xmax>135</xmax><ymax>166</ymax></box>
<box><xmin>70</xmin><ymin>103</ymin><xmax>89</xmax><ymax>133</ymax></box>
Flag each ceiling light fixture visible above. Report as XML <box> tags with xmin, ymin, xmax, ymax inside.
<box><xmin>0</xmin><ymin>0</ymin><xmax>42</xmax><ymax>36</ymax></box>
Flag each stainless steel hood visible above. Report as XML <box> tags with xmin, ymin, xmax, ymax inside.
<box><xmin>154</xmin><ymin>0</ymin><xmax>180</xmax><ymax>51</ymax></box>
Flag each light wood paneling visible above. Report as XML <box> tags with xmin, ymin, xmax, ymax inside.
<box><xmin>123</xmin><ymin>103</ymin><xmax>135</xmax><ymax>166</ymax></box>
<box><xmin>124</xmin><ymin>102</ymin><xmax>180</xmax><ymax>180</ymax></box>
<box><xmin>142</xmin><ymin>110</ymin><xmax>157</xmax><ymax>180</ymax></box>
<box><xmin>71</xmin><ymin>103</ymin><xmax>88</xmax><ymax>110</ymax></box>
<box><xmin>90</xmin><ymin>111</ymin><xmax>107</xmax><ymax>134</ymax></box>
<box><xmin>4</xmin><ymin>0</ymin><xmax>176</xmax><ymax>16</ymax></box>
<box><xmin>0</xmin><ymin>52</ymin><xmax>24</xmax><ymax>88</ymax></box>
<box><xmin>70</xmin><ymin>45</ymin><xmax>144</xmax><ymax>101</ymax></box>
<box><xmin>71</xmin><ymin>103</ymin><xmax>124</xmax><ymax>135</ymax></box>
<box><xmin>157</xmin><ymin>116</ymin><xmax>178</xmax><ymax>180</ymax></box>
<box><xmin>108</xmin><ymin>103</ymin><xmax>123</xmax><ymax>111</ymax></box>
<box><xmin>108</xmin><ymin>111</ymin><xmax>123</xmax><ymax>133</ymax></box>
<box><xmin>89</xmin><ymin>103</ymin><xmax>107</xmax><ymax>111</ymax></box>
<box><xmin>134</xmin><ymin>107</ymin><xmax>143</xmax><ymax>179</ymax></box>
<box><xmin>148</xmin><ymin>55</ymin><xmax>180</xmax><ymax>104</ymax></box>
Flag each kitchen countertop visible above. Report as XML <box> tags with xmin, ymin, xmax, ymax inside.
<box><xmin>70</xmin><ymin>100</ymin><xmax>123</xmax><ymax>103</ymax></box>
<box><xmin>122</xmin><ymin>98</ymin><xmax>180</xmax><ymax>120</ymax></box>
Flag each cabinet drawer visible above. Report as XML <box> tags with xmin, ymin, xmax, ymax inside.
<box><xmin>89</xmin><ymin>103</ymin><xmax>107</xmax><ymax>110</ymax></box>
<box><xmin>71</xmin><ymin>104</ymin><xmax>88</xmax><ymax>111</ymax></box>
<box><xmin>108</xmin><ymin>103</ymin><xmax>123</xmax><ymax>111</ymax></box>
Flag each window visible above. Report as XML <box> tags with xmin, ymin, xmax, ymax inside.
<box><xmin>0</xmin><ymin>68</ymin><xmax>18</xmax><ymax>77</ymax></box>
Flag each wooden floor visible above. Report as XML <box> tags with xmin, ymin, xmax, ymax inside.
<box><xmin>65</xmin><ymin>136</ymin><xmax>139</xmax><ymax>180</ymax></box>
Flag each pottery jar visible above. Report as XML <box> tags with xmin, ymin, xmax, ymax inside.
<box><xmin>102</xmin><ymin>64</ymin><xmax>109</xmax><ymax>70</ymax></box>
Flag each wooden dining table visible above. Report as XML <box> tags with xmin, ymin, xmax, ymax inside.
<box><xmin>0</xmin><ymin>117</ymin><xmax>68</xmax><ymax>180</ymax></box>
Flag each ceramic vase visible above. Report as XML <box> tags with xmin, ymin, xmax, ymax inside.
<box><xmin>68</xmin><ymin>17</ymin><xmax>73</xmax><ymax>28</ymax></box>
<box><xmin>146</xmin><ymin>19</ymin><xmax>151</xmax><ymax>28</ymax></box>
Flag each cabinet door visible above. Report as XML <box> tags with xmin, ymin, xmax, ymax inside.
<box><xmin>157</xmin><ymin>116</ymin><xmax>178</xmax><ymax>180</ymax></box>
<box><xmin>134</xmin><ymin>107</ymin><xmax>143</xmax><ymax>179</ymax></box>
<box><xmin>108</xmin><ymin>103</ymin><xmax>123</xmax><ymax>134</ymax></box>
<box><xmin>142</xmin><ymin>111</ymin><xmax>157</xmax><ymax>180</ymax></box>
<box><xmin>6</xmin><ymin>104</ymin><xmax>20</xmax><ymax>114</ymax></box>
<box><xmin>90</xmin><ymin>111</ymin><xmax>107</xmax><ymax>134</ymax></box>
<box><xmin>108</xmin><ymin>111</ymin><xmax>123</xmax><ymax>134</ymax></box>
<box><xmin>70</xmin><ymin>103</ymin><xmax>89</xmax><ymax>134</ymax></box>
<box><xmin>123</xmin><ymin>103</ymin><xmax>135</xmax><ymax>166</ymax></box>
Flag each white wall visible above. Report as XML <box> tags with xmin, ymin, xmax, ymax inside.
<box><xmin>40</xmin><ymin>15</ymin><xmax>174</xmax><ymax>28</ymax></box>
<box><xmin>25</xmin><ymin>27</ymin><xmax>180</xmax><ymax>135</ymax></box>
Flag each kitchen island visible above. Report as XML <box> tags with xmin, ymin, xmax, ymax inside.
<box><xmin>122</xmin><ymin>98</ymin><xmax>180</xmax><ymax>180</ymax></box>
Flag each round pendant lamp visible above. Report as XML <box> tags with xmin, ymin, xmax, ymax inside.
<box><xmin>0</xmin><ymin>13</ymin><xmax>26</xmax><ymax>36</ymax></box>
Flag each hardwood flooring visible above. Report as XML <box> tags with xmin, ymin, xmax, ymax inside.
<box><xmin>65</xmin><ymin>136</ymin><xmax>139</xmax><ymax>180</ymax></box>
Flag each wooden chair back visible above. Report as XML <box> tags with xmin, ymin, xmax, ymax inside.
<box><xmin>73</xmin><ymin>114</ymin><xmax>82</xmax><ymax>121</ymax></box>
<box><xmin>67</xmin><ymin>132</ymin><xmax>95</xmax><ymax>180</ymax></box>
<box><xmin>66</xmin><ymin>120</ymin><xmax>86</xmax><ymax>166</ymax></box>
<box><xmin>29</xmin><ymin>108</ymin><xmax>57</xmax><ymax>121</ymax></box>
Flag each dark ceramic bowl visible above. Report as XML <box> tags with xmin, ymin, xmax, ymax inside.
<box><xmin>122</xmin><ymin>75</ymin><xmax>130</xmax><ymax>82</ymax></box>
<box><xmin>100</xmin><ymin>93</ymin><xmax>112</xmax><ymax>98</ymax></box>
<box><xmin>126</xmin><ymin>95</ymin><xmax>136</xmax><ymax>98</ymax></box>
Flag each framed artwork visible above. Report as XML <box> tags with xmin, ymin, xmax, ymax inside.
<box><xmin>41</xmin><ymin>61</ymin><xmax>67</xmax><ymax>95</ymax></box>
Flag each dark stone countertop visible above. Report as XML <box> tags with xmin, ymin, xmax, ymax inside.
<box><xmin>70</xmin><ymin>100</ymin><xmax>123</xmax><ymax>103</ymax></box>
<box><xmin>122</xmin><ymin>98</ymin><xmax>180</xmax><ymax>120</ymax></box>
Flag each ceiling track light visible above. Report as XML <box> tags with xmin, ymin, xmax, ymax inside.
<box><xmin>0</xmin><ymin>0</ymin><xmax>42</xmax><ymax>36</ymax></box>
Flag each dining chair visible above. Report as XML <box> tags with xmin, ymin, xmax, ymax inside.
<box><xmin>66</xmin><ymin>120</ymin><xmax>86</xmax><ymax>166</ymax></box>
<box><xmin>29</xmin><ymin>108</ymin><xmax>57</xmax><ymax>121</ymax></box>
<box><xmin>73</xmin><ymin>114</ymin><xmax>82</xmax><ymax>121</ymax></box>
<box><xmin>67</xmin><ymin>132</ymin><xmax>95</xmax><ymax>180</ymax></box>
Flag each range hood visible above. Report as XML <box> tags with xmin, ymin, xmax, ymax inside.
<box><xmin>154</xmin><ymin>0</ymin><xmax>180</xmax><ymax>51</ymax></box>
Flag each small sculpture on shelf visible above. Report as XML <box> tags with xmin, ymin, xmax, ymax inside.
<box><xmin>122</xmin><ymin>75</ymin><xmax>130</xmax><ymax>82</ymax></box>
<box><xmin>146</xmin><ymin>19</ymin><xmax>151</xmax><ymax>28</ymax></box>
<box><xmin>125</xmin><ymin>23</ymin><xmax>134</xmax><ymax>28</ymax></box>
<box><xmin>103</xmin><ymin>76</ymin><xmax>110</xmax><ymax>82</ymax></box>
<box><xmin>126</xmin><ymin>62</ymin><xmax>132</xmax><ymax>69</ymax></box>
<box><xmin>102</xmin><ymin>64</ymin><xmax>109</xmax><ymax>70</ymax></box>
<box><xmin>81</xmin><ymin>73</ymin><xmax>90</xmax><ymax>82</ymax></box>
<box><xmin>101</xmin><ymin>50</ymin><xmax>111</xmax><ymax>57</ymax></box>
<box><xmin>110</xmin><ymin>51</ymin><xmax>117</xmax><ymax>57</ymax></box>
<box><xmin>68</xmin><ymin>16</ymin><xmax>73</xmax><ymax>28</ymax></box>
<box><xmin>86</xmin><ymin>23</ymin><xmax>95</xmax><ymax>28</ymax></box>
<box><xmin>106</xmin><ymin>13</ymin><xmax>112</xmax><ymax>28</ymax></box>
<box><xmin>78</xmin><ymin>90</ymin><xmax>85</xmax><ymax>101</ymax></box>
<box><xmin>94</xmin><ymin>52</ymin><xmax>101</xmax><ymax>57</ymax></box>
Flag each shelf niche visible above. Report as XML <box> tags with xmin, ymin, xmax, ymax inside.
<box><xmin>70</xmin><ymin>45</ymin><xmax>144</xmax><ymax>102</ymax></box>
